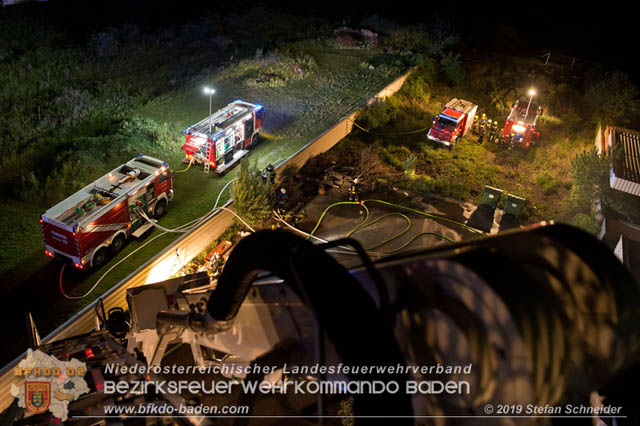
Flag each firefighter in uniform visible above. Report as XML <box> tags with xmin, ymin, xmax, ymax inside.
<box><xmin>348</xmin><ymin>177</ymin><xmax>360</xmax><ymax>201</ymax></box>
<box><xmin>479</xmin><ymin>113</ymin><xmax>488</xmax><ymax>136</ymax></box>
<box><xmin>276</xmin><ymin>187</ymin><xmax>288</xmax><ymax>214</ymax></box>
<box><xmin>488</xmin><ymin>120</ymin><xmax>498</xmax><ymax>143</ymax></box>
<box><xmin>478</xmin><ymin>119</ymin><xmax>491</xmax><ymax>145</ymax></box>
<box><xmin>263</xmin><ymin>164</ymin><xmax>276</xmax><ymax>184</ymax></box>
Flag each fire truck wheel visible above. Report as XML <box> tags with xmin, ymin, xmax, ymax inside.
<box><xmin>110</xmin><ymin>234</ymin><xmax>125</xmax><ymax>254</ymax></box>
<box><xmin>447</xmin><ymin>138</ymin><xmax>456</xmax><ymax>150</ymax></box>
<box><xmin>154</xmin><ymin>200</ymin><xmax>167</xmax><ymax>219</ymax></box>
<box><xmin>92</xmin><ymin>248</ymin><xmax>108</xmax><ymax>269</ymax></box>
<box><xmin>251</xmin><ymin>134</ymin><xmax>260</xmax><ymax>148</ymax></box>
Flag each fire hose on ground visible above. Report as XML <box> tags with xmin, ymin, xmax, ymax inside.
<box><xmin>299</xmin><ymin>199</ymin><xmax>472</xmax><ymax>256</ymax></box>
<box><xmin>59</xmin><ymin>178</ymin><xmax>247</xmax><ymax>300</ymax></box>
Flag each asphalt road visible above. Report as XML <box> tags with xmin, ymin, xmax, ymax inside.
<box><xmin>0</xmin><ymin>260</ymin><xmax>85</xmax><ymax>365</ymax></box>
<box><xmin>297</xmin><ymin>189</ymin><xmax>482</xmax><ymax>269</ymax></box>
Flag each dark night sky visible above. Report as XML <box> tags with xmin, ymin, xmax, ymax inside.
<box><xmin>16</xmin><ymin>0</ymin><xmax>639</xmax><ymax>80</ymax></box>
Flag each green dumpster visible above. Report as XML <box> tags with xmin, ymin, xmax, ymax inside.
<box><xmin>480</xmin><ymin>186</ymin><xmax>503</xmax><ymax>209</ymax></box>
<box><xmin>504</xmin><ymin>194</ymin><xmax>526</xmax><ymax>218</ymax></box>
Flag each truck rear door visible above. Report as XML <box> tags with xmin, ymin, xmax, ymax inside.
<box><xmin>41</xmin><ymin>218</ymin><xmax>80</xmax><ymax>258</ymax></box>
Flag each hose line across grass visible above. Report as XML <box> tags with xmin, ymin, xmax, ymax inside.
<box><xmin>348</xmin><ymin>118</ymin><xmax>430</xmax><ymax>136</ymax></box>
<box><xmin>59</xmin><ymin>178</ymin><xmax>247</xmax><ymax>300</ymax></box>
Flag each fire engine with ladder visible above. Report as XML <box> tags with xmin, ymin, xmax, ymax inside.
<box><xmin>181</xmin><ymin>100</ymin><xmax>264</xmax><ymax>173</ymax></box>
<box><xmin>501</xmin><ymin>99</ymin><xmax>542</xmax><ymax>148</ymax></box>
<box><xmin>40</xmin><ymin>155</ymin><xmax>173</xmax><ymax>270</ymax></box>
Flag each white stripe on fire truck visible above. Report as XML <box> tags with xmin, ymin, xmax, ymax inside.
<box><xmin>81</xmin><ymin>223</ymin><xmax>129</xmax><ymax>233</ymax></box>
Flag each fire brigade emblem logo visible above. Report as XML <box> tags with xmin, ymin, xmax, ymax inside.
<box><xmin>25</xmin><ymin>382</ymin><xmax>51</xmax><ymax>414</ymax></box>
<box><xmin>11</xmin><ymin>349</ymin><xmax>89</xmax><ymax>421</ymax></box>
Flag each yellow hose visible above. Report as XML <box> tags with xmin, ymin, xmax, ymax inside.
<box><xmin>174</xmin><ymin>157</ymin><xmax>194</xmax><ymax>173</ymax></box>
<box><xmin>260</xmin><ymin>132</ymin><xmax>284</xmax><ymax>140</ymax></box>
<box><xmin>348</xmin><ymin>119</ymin><xmax>429</xmax><ymax>136</ymax></box>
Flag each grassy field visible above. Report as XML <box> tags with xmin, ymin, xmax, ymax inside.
<box><xmin>328</xmin><ymin>56</ymin><xmax>598</xmax><ymax>224</ymax></box>
<box><xmin>7</xmin><ymin>45</ymin><xmax>406</xmax><ymax>326</ymax></box>
<box><xmin>0</xmin><ymin>2</ymin><xmax>410</xmax><ymax>285</ymax></box>
<box><xmin>3</xmin><ymin>5</ymin><xmax>630</xmax><ymax>343</ymax></box>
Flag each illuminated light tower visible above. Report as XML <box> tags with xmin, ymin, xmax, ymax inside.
<box><xmin>203</xmin><ymin>86</ymin><xmax>216</xmax><ymax>133</ymax></box>
<box><xmin>524</xmin><ymin>88</ymin><xmax>536</xmax><ymax>122</ymax></box>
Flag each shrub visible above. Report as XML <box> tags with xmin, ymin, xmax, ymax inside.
<box><xmin>282</xmin><ymin>164</ymin><xmax>299</xmax><ymax>182</ymax></box>
<box><xmin>355</xmin><ymin>98</ymin><xmax>398</xmax><ymax>131</ymax></box>
<box><xmin>536</xmin><ymin>172</ymin><xmax>561</xmax><ymax>195</ymax></box>
<box><xmin>583</xmin><ymin>71</ymin><xmax>640</xmax><ymax>126</ymax></box>
<box><xmin>571</xmin><ymin>213</ymin><xmax>598</xmax><ymax>235</ymax></box>
<box><xmin>249</xmin><ymin>54</ymin><xmax>317</xmax><ymax>88</ymax></box>
<box><xmin>403</xmin><ymin>154</ymin><xmax>417</xmax><ymax>178</ymax></box>
<box><xmin>355</xmin><ymin>145</ymin><xmax>383</xmax><ymax>186</ymax></box>
<box><xmin>428</xmin><ymin>16</ymin><xmax>459</xmax><ymax>52</ymax></box>
<box><xmin>378</xmin><ymin>147</ymin><xmax>404</xmax><ymax>171</ymax></box>
<box><xmin>87</xmin><ymin>29</ymin><xmax>119</xmax><ymax>57</ymax></box>
<box><xmin>119</xmin><ymin>117</ymin><xmax>177</xmax><ymax>150</ymax></box>
<box><xmin>382</xmin><ymin>27</ymin><xmax>435</xmax><ymax>53</ymax></box>
<box><xmin>231</xmin><ymin>160</ymin><xmax>273</xmax><ymax>225</ymax></box>
<box><xmin>570</xmin><ymin>148</ymin><xmax>640</xmax><ymax>221</ymax></box>
<box><xmin>439</xmin><ymin>52</ymin><xmax>464</xmax><ymax>87</ymax></box>
<box><xmin>399</xmin><ymin>58</ymin><xmax>437</xmax><ymax>99</ymax></box>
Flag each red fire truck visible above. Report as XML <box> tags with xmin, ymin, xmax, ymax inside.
<box><xmin>182</xmin><ymin>100</ymin><xmax>264</xmax><ymax>173</ymax></box>
<box><xmin>41</xmin><ymin>155</ymin><xmax>174</xmax><ymax>270</ymax></box>
<box><xmin>501</xmin><ymin>99</ymin><xmax>542</xmax><ymax>148</ymax></box>
<box><xmin>427</xmin><ymin>98</ymin><xmax>478</xmax><ymax>149</ymax></box>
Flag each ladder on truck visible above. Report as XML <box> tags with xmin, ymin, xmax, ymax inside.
<box><xmin>204</xmin><ymin>142</ymin><xmax>211</xmax><ymax>173</ymax></box>
<box><xmin>446</xmin><ymin>98</ymin><xmax>476</xmax><ymax>115</ymax></box>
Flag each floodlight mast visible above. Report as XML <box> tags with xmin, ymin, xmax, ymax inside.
<box><xmin>524</xmin><ymin>88</ymin><xmax>536</xmax><ymax>122</ymax></box>
<box><xmin>204</xmin><ymin>86</ymin><xmax>216</xmax><ymax>133</ymax></box>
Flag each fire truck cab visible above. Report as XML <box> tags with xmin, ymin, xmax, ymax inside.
<box><xmin>41</xmin><ymin>155</ymin><xmax>174</xmax><ymax>270</ymax></box>
<box><xmin>182</xmin><ymin>100</ymin><xmax>264</xmax><ymax>174</ymax></box>
<box><xmin>501</xmin><ymin>99</ymin><xmax>542</xmax><ymax>148</ymax></box>
<box><xmin>427</xmin><ymin>98</ymin><xmax>478</xmax><ymax>149</ymax></box>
